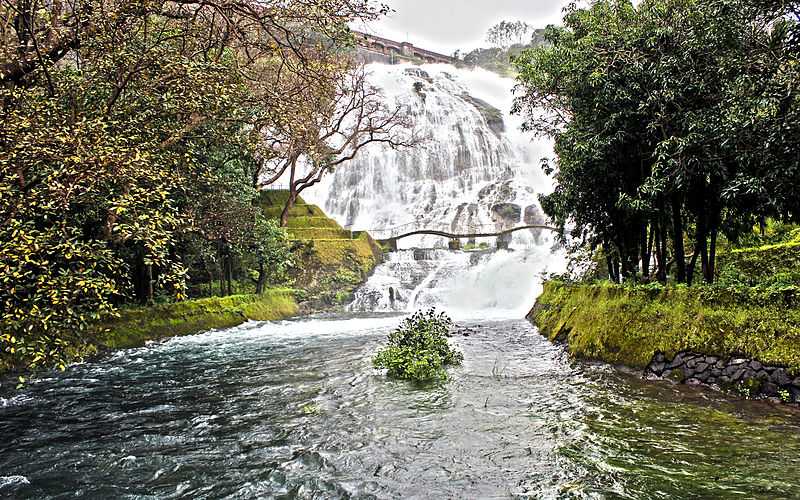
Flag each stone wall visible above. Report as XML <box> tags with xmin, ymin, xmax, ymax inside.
<box><xmin>646</xmin><ymin>352</ymin><xmax>800</xmax><ymax>402</ymax></box>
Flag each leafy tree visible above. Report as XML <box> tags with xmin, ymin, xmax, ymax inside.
<box><xmin>0</xmin><ymin>0</ymin><xmax>389</xmax><ymax>372</ymax></box>
<box><xmin>513</xmin><ymin>0</ymin><xmax>799</xmax><ymax>284</ymax></box>
<box><xmin>486</xmin><ymin>20</ymin><xmax>533</xmax><ymax>49</ymax></box>
<box><xmin>255</xmin><ymin>59</ymin><xmax>416</xmax><ymax>226</ymax></box>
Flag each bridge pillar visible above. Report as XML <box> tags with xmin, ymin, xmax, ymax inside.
<box><xmin>378</xmin><ymin>238</ymin><xmax>398</xmax><ymax>252</ymax></box>
<box><xmin>496</xmin><ymin>233</ymin><xmax>512</xmax><ymax>250</ymax></box>
<box><xmin>448</xmin><ymin>239</ymin><xmax>462</xmax><ymax>251</ymax></box>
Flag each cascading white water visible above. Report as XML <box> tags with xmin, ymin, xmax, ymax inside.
<box><xmin>304</xmin><ymin>63</ymin><xmax>566</xmax><ymax>319</ymax></box>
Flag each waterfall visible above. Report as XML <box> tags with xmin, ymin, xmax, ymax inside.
<box><xmin>303</xmin><ymin>63</ymin><xmax>566</xmax><ymax>319</ymax></box>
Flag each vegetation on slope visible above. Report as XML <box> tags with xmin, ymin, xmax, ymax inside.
<box><xmin>259</xmin><ymin>191</ymin><xmax>382</xmax><ymax>308</ymax></box>
<box><xmin>0</xmin><ymin>1</ymin><xmax>394</xmax><ymax>375</ymax></box>
<box><xmin>532</xmin><ymin>231</ymin><xmax>800</xmax><ymax>377</ymax></box>
<box><xmin>513</xmin><ymin>0</ymin><xmax>799</xmax><ymax>285</ymax></box>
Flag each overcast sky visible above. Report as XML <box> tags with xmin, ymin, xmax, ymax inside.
<box><xmin>351</xmin><ymin>0</ymin><xmax>571</xmax><ymax>55</ymax></box>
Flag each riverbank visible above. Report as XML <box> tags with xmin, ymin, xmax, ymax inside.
<box><xmin>1</xmin><ymin>192</ymin><xmax>381</xmax><ymax>380</ymax></box>
<box><xmin>529</xmin><ymin>281</ymin><xmax>800</xmax><ymax>402</ymax></box>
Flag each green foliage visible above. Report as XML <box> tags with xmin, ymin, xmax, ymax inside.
<box><xmin>373</xmin><ymin>309</ymin><xmax>463</xmax><ymax>383</ymax></box>
<box><xmin>0</xmin><ymin>1</ymin><xmax>388</xmax><ymax>375</ymax></box>
<box><xmin>513</xmin><ymin>0</ymin><xmax>800</xmax><ymax>284</ymax></box>
<box><xmin>100</xmin><ymin>290</ymin><xmax>298</xmax><ymax>350</ymax></box>
<box><xmin>532</xmin><ymin>281</ymin><xmax>800</xmax><ymax>375</ymax></box>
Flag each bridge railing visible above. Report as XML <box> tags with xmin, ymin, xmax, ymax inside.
<box><xmin>367</xmin><ymin>222</ymin><xmax>546</xmax><ymax>240</ymax></box>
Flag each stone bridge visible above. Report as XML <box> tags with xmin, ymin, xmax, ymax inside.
<box><xmin>353</xmin><ymin>31</ymin><xmax>455</xmax><ymax>65</ymax></box>
<box><xmin>370</xmin><ymin>223</ymin><xmax>560</xmax><ymax>251</ymax></box>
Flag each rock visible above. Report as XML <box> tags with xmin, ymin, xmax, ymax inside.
<box><xmin>648</xmin><ymin>361</ymin><xmax>666</xmax><ymax>375</ymax></box>
<box><xmin>686</xmin><ymin>378</ymin><xmax>703</xmax><ymax>386</ymax></box>
<box><xmin>704</xmin><ymin>356</ymin><xmax>717</xmax><ymax>365</ymax></box>
<box><xmin>762</xmin><ymin>382</ymin><xmax>779</xmax><ymax>395</ymax></box>
<box><xmin>789</xmin><ymin>386</ymin><xmax>800</xmax><ymax>403</ymax></box>
<box><xmin>715</xmin><ymin>360</ymin><xmax>726</xmax><ymax>370</ymax></box>
<box><xmin>666</xmin><ymin>369</ymin><xmax>685</xmax><ymax>383</ymax></box>
<box><xmin>654</xmin><ymin>352</ymin><xmax>667</xmax><ymax>363</ymax></box>
<box><xmin>491</xmin><ymin>203</ymin><xmax>522</xmax><ymax>227</ymax></box>
<box><xmin>793</xmin><ymin>377</ymin><xmax>800</xmax><ymax>387</ymax></box>
<box><xmin>523</xmin><ymin>205</ymin><xmax>545</xmax><ymax>226</ymax></box>
<box><xmin>667</xmin><ymin>353</ymin><xmax>687</xmax><ymax>370</ymax></box>
<box><xmin>695</xmin><ymin>362</ymin><xmax>710</xmax><ymax>373</ymax></box>
<box><xmin>730</xmin><ymin>358</ymin><xmax>748</xmax><ymax>366</ymax></box>
<box><xmin>749</xmin><ymin>360</ymin><xmax>764</xmax><ymax>371</ymax></box>
<box><xmin>695</xmin><ymin>371</ymin><xmax>711</xmax><ymax>382</ymax></box>
<box><xmin>771</xmin><ymin>369</ymin><xmax>791</xmax><ymax>386</ymax></box>
<box><xmin>731</xmin><ymin>368</ymin><xmax>747</xmax><ymax>381</ymax></box>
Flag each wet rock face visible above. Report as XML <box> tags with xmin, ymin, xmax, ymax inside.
<box><xmin>461</xmin><ymin>93</ymin><xmax>505</xmax><ymax>136</ymax></box>
<box><xmin>646</xmin><ymin>352</ymin><xmax>800</xmax><ymax>403</ymax></box>
<box><xmin>491</xmin><ymin>203</ymin><xmax>521</xmax><ymax>227</ymax></box>
<box><xmin>524</xmin><ymin>205</ymin><xmax>545</xmax><ymax>226</ymax></box>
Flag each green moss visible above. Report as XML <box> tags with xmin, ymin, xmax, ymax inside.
<box><xmin>99</xmin><ymin>289</ymin><xmax>299</xmax><ymax>350</ymax></box>
<box><xmin>312</xmin><ymin>234</ymin><xmax>381</xmax><ymax>273</ymax></box>
<box><xmin>530</xmin><ymin>282</ymin><xmax>800</xmax><ymax>375</ymax></box>
<box><xmin>288</xmin><ymin>228</ymin><xmax>353</xmax><ymax>240</ymax></box>
<box><xmin>286</xmin><ymin>216</ymin><xmax>342</xmax><ymax>229</ymax></box>
<box><xmin>256</xmin><ymin>189</ymin><xmax>382</xmax><ymax>309</ymax></box>
<box><xmin>257</xmin><ymin>190</ymin><xmax>308</xmax><ymax>209</ymax></box>
<box><xmin>262</xmin><ymin>204</ymin><xmax>325</xmax><ymax>219</ymax></box>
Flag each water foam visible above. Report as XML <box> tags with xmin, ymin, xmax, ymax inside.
<box><xmin>303</xmin><ymin>63</ymin><xmax>565</xmax><ymax>318</ymax></box>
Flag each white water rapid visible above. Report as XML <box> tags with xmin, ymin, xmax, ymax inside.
<box><xmin>304</xmin><ymin>63</ymin><xmax>566</xmax><ymax>319</ymax></box>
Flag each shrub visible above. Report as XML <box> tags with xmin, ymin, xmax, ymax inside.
<box><xmin>373</xmin><ymin>309</ymin><xmax>463</xmax><ymax>382</ymax></box>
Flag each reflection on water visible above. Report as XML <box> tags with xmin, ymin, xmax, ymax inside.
<box><xmin>1</xmin><ymin>316</ymin><xmax>799</xmax><ymax>499</ymax></box>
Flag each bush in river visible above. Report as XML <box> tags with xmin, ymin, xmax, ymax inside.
<box><xmin>373</xmin><ymin>309</ymin><xmax>463</xmax><ymax>382</ymax></box>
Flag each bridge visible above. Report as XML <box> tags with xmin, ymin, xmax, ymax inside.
<box><xmin>353</xmin><ymin>31</ymin><xmax>455</xmax><ymax>65</ymax></box>
<box><xmin>368</xmin><ymin>222</ymin><xmax>560</xmax><ymax>251</ymax></box>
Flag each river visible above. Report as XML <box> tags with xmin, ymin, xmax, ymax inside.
<box><xmin>2</xmin><ymin>314</ymin><xmax>800</xmax><ymax>499</ymax></box>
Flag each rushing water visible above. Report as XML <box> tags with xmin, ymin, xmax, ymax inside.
<box><xmin>2</xmin><ymin>315</ymin><xmax>800</xmax><ymax>499</ymax></box>
<box><xmin>4</xmin><ymin>62</ymin><xmax>798</xmax><ymax>499</ymax></box>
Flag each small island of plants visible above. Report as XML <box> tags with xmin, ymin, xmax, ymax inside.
<box><xmin>373</xmin><ymin>309</ymin><xmax>464</xmax><ymax>383</ymax></box>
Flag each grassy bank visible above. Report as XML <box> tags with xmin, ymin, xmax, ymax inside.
<box><xmin>529</xmin><ymin>281</ymin><xmax>800</xmax><ymax>374</ymax></box>
<box><xmin>100</xmin><ymin>289</ymin><xmax>299</xmax><ymax>350</ymax></box>
<box><xmin>530</xmin><ymin>228</ymin><xmax>800</xmax><ymax>375</ymax></box>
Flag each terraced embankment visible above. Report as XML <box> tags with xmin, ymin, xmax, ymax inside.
<box><xmin>259</xmin><ymin>191</ymin><xmax>383</xmax><ymax>309</ymax></box>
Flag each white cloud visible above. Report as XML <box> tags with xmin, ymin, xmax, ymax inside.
<box><xmin>352</xmin><ymin>0</ymin><xmax>572</xmax><ymax>55</ymax></box>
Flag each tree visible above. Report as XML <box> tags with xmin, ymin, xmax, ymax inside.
<box><xmin>255</xmin><ymin>60</ymin><xmax>417</xmax><ymax>227</ymax></box>
<box><xmin>0</xmin><ymin>0</ymin><xmax>390</xmax><ymax>372</ymax></box>
<box><xmin>512</xmin><ymin>0</ymin><xmax>799</xmax><ymax>284</ymax></box>
<box><xmin>486</xmin><ymin>20</ymin><xmax>533</xmax><ymax>49</ymax></box>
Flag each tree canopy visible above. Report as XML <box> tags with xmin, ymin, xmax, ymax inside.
<box><xmin>513</xmin><ymin>0</ymin><xmax>800</xmax><ymax>284</ymax></box>
<box><xmin>0</xmin><ymin>0</ymin><xmax>392</xmax><ymax>372</ymax></box>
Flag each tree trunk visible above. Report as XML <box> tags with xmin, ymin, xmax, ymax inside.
<box><xmin>670</xmin><ymin>194</ymin><xmax>687</xmax><ymax>283</ymax></box>
<box><xmin>642</xmin><ymin>222</ymin><xmax>653</xmax><ymax>278</ymax></box>
<box><xmin>146</xmin><ymin>264</ymin><xmax>154</xmax><ymax>304</ymax></box>
<box><xmin>255</xmin><ymin>261</ymin><xmax>266</xmax><ymax>295</ymax></box>
<box><xmin>225</xmin><ymin>251</ymin><xmax>233</xmax><ymax>296</ymax></box>
<box><xmin>280</xmin><ymin>192</ymin><xmax>297</xmax><ymax>227</ymax></box>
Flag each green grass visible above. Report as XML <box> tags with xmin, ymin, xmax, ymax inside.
<box><xmin>288</xmin><ymin>228</ymin><xmax>353</xmax><ymax>240</ymax></box>
<box><xmin>100</xmin><ymin>289</ymin><xmax>299</xmax><ymax>350</ymax></box>
<box><xmin>261</xmin><ymin>204</ymin><xmax>325</xmax><ymax>218</ymax></box>
<box><xmin>286</xmin><ymin>216</ymin><xmax>343</xmax><ymax>229</ymax></box>
<box><xmin>256</xmin><ymin>189</ymin><xmax>383</xmax><ymax>307</ymax></box>
<box><xmin>531</xmin><ymin>281</ymin><xmax>800</xmax><ymax>375</ymax></box>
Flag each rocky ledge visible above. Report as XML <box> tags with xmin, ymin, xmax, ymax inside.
<box><xmin>646</xmin><ymin>351</ymin><xmax>800</xmax><ymax>402</ymax></box>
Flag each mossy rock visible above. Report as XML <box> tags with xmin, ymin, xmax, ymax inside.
<box><xmin>287</xmin><ymin>217</ymin><xmax>343</xmax><ymax>229</ymax></box>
